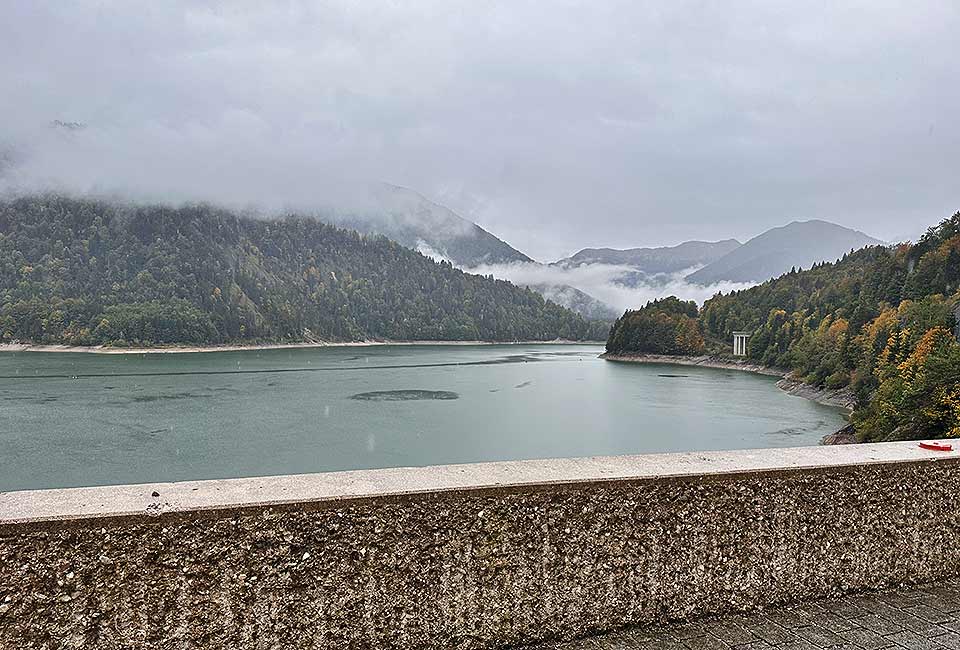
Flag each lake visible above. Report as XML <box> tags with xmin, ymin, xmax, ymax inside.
<box><xmin>0</xmin><ymin>344</ymin><xmax>847</xmax><ymax>492</ymax></box>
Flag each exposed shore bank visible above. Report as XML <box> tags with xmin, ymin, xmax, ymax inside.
<box><xmin>601</xmin><ymin>353</ymin><xmax>858</xmax><ymax>443</ymax></box>
<box><xmin>600</xmin><ymin>352</ymin><xmax>785</xmax><ymax>377</ymax></box>
<box><xmin>0</xmin><ymin>339</ymin><xmax>602</xmax><ymax>355</ymax></box>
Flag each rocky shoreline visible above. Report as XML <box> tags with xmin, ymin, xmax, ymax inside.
<box><xmin>601</xmin><ymin>352</ymin><xmax>858</xmax><ymax>444</ymax></box>
<box><xmin>774</xmin><ymin>376</ymin><xmax>857</xmax><ymax>412</ymax></box>
<box><xmin>600</xmin><ymin>352</ymin><xmax>785</xmax><ymax>377</ymax></box>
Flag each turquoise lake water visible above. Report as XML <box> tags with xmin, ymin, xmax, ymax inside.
<box><xmin>0</xmin><ymin>344</ymin><xmax>846</xmax><ymax>491</ymax></box>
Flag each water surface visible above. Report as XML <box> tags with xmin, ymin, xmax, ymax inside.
<box><xmin>0</xmin><ymin>344</ymin><xmax>846</xmax><ymax>491</ymax></box>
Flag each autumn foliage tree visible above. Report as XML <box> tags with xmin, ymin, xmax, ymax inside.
<box><xmin>606</xmin><ymin>297</ymin><xmax>705</xmax><ymax>355</ymax></box>
<box><xmin>855</xmin><ymin>327</ymin><xmax>960</xmax><ymax>439</ymax></box>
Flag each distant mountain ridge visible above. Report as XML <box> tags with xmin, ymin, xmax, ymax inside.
<box><xmin>685</xmin><ymin>220</ymin><xmax>883</xmax><ymax>285</ymax></box>
<box><xmin>553</xmin><ymin>239</ymin><xmax>741</xmax><ymax>275</ymax></box>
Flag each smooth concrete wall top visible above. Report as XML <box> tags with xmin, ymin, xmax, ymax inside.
<box><xmin>1</xmin><ymin>441</ymin><xmax>955</xmax><ymax>529</ymax></box>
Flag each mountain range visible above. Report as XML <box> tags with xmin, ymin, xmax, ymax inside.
<box><xmin>552</xmin><ymin>239</ymin><xmax>741</xmax><ymax>275</ymax></box>
<box><xmin>326</xmin><ymin>186</ymin><xmax>886</xmax><ymax>317</ymax></box>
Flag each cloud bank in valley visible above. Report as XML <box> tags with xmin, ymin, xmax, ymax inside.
<box><xmin>463</xmin><ymin>261</ymin><xmax>756</xmax><ymax>313</ymax></box>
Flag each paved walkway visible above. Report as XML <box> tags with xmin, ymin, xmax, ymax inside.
<box><xmin>529</xmin><ymin>580</ymin><xmax>960</xmax><ymax>649</ymax></box>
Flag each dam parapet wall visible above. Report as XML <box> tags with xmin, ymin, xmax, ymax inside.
<box><xmin>2</xmin><ymin>442</ymin><xmax>959</xmax><ymax>648</ymax></box>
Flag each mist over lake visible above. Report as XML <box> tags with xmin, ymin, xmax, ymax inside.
<box><xmin>0</xmin><ymin>344</ymin><xmax>846</xmax><ymax>492</ymax></box>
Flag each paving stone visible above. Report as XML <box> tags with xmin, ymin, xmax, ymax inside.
<box><xmin>856</xmin><ymin>613</ymin><xmax>906</xmax><ymax>636</ymax></box>
<box><xmin>658</xmin><ymin>625</ymin><xmax>694</xmax><ymax>641</ymax></box>
<box><xmin>744</xmin><ymin>619</ymin><xmax>799</xmax><ymax>645</ymax></box>
<box><xmin>904</xmin><ymin>605</ymin><xmax>954</xmax><ymax>624</ymax></box>
<box><xmin>917</xmin><ymin>594</ymin><xmax>960</xmax><ymax>614</ymax></box>
<box><xmin>933</xmin><ymin>632</ymin><xmax>960</xmax><ymax>650</ymax></box>
<box><xmin>828</xmin><ymin>599</ymin><xmax>871</xmax><ymax>620</ymax></box>
<box><xmin>681</xmin><ymin>635</ymin><xmax>727</xmax><ymax>649</ymax></box>
<box><xmin>809</xmin><ymin>613</ymin><xmax>857</xmax><ymax>633</ymax></box>
<box><xmin>793</xmin><ymin>624</ymin><xmax>847</xmax><ymax>647</ymax></box>
<box><xmin>766</xmin><ymin>608</ymin><xmax>818</xmax><ymax>630</ymax></box>
<box><xmin>775</xmin><ymin>640</ymin><xmax>820</xmax><ymax>650</ymax></box>
<box><xmin>878</xmin><ymin>592</ymin><xmax>924</xmax><ymax>609</ymax></box>
<box><xmin>837</xmin><ymin>625</ymin><xmax>895</xmax><ymax>649</ymax></box>
<box><xmin>702</xmin><ymin>622</ymin><xmax>758</xmax><ymax>646</ymax></box>
<box><xmin>940</xmin><ymin>620</ymin><xmax>960</xmax><ymax>635</ymax></box>
<box><xmin>527</xmin><ymin>580</ymin><xmax>960</xmax><ymax>650</ymax></box>
<box><xmin>882</xmin><ymin>630</ymin><xmax>946</xmax><ymax>649</ymax></box>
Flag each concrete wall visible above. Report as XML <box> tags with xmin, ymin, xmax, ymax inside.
<box><xmin>1</xmin><ymin>442</ymin><xmax>959</xmax><ymax>649</ymax></box>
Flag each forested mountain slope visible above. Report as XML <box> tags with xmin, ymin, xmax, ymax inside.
<box><xmin>608</xmin><ymin>212</ymin><xmax>960</xmax><ymax>441</ymax></box>
<box><xmin>0</xmin><ymin>196</ymin><xmax>608</xmax><ymax>345</ymax></box>
<box><xmin>329</xmin><ymin>183</ymin><xmax>533</xmax><ymax>267</ymax></box>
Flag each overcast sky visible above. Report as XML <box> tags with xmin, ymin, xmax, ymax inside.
<box><xmin>2</xmin><ymin>1</ymin><xmax>957</xmax><ymax>261</ymax></box>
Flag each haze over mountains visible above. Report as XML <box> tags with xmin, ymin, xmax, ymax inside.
<box><xmin>336</xmin><ymin>186</ymin><xmax>886</xmax><ymax>317</ymax></box>
<box><xmin>326</xmin><ymin>184</ymin><xmax>615</xmax><ymax>317</ymax></box>
<box><xmin>0</xmin><ymin>169</ymin><xmax>888</xmax><ymax>323</ymax></box>
<box><xmin>327</xmin><ymin>184</ymin><xmax>532</xmax><ymax>268</ymax></box>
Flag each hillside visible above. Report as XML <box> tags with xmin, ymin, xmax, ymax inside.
<box><xmin>329</xmin><ymin>184</ymin><xmax>533</xmax><ymax>267</ymax></box>
<box><xmin>325</xmin><ymin>185</ymin><xmax>619</xmax><ymax>320</ymax></box>
<box><xmin>607</xmin><ymin>211</ymin><xmax>960</xmax><ymax>442</ymax></box>
<box><xmin>554</xmin><ymin>239</ymin><xmax>741</xmax><ymax>276</ymax></box>
<box><xmin>686</xmin><ymin>220</ymin><xmax>883</xmax><ymax>285</ymax></box>
<box><xmin>524</xmin><ymin>283</ymin><xmax>620</xmax><ymax>321</ymax></box>
<box><xmin>0</xmin><ymin>195</ymin><xmax>608</xmax><ymax>346</ymax></box>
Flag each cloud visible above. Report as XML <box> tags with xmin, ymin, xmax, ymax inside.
<box><xmin>414</xmin><ymin>241</ymin><xmax>453</xmax><ymax>265</ymax></box>
<box><xmin>463</xmin><ymin>261</ymin><xmax>755</xmax><ymax>312</ymax></box>
<box><xmin>1</xmin><ymin>1</ymin><xmax>959</xmax><ymax>259</ymax></box>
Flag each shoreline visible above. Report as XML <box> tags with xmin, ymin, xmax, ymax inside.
<box><xmin>0</xmin><ymin>339</ymin><xmax>604</xmax><ymax>356</ymax></box>
<box><xmin>601</xmin><ymin>352</ymin><xmax>857</xmax><ymax>414</ymax></box>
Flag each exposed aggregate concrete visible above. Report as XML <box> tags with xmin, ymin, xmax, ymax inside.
<box><xmin>2</xmin><ymin>461</ymin><xmax>960</xmax><ymax>648</ymax></box>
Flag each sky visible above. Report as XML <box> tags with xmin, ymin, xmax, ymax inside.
<box><xmin>1</xmin><ymin>1</ymin><xmax>957</xmax><ymax>261</ymax></box>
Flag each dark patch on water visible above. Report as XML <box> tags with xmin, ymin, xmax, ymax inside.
<box><xmin>0</xmin><ymin>355</ymin><xmax>546</xmax><ymax>380</ymax></box>
<box><xmin>130</xmin><ymin>392</ymin><xmax>213</xmax><ymax>403</ymax></box>
<box><xmin>658</xmin><ymin>374</ymin><xmax>689</xmax><ymax>378</ymax></box>
<box><xmin>514</xmin><ymin>381</ymin><xmax>532</xmax><ymax>389</ymax></box>
<box><xmin>349</xmin><ymin>390</ymin><xmax>459</xmax><ymax>402</ymax></box>
<box><xmin>766</xmin><ymin>426</ymin><xmax>806</xmax><ymax>436</ymax></box>
<box><xmin>3</xmin><ymin>395</ymin><xmax>59</xmax><ymax>403</ymax></box>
